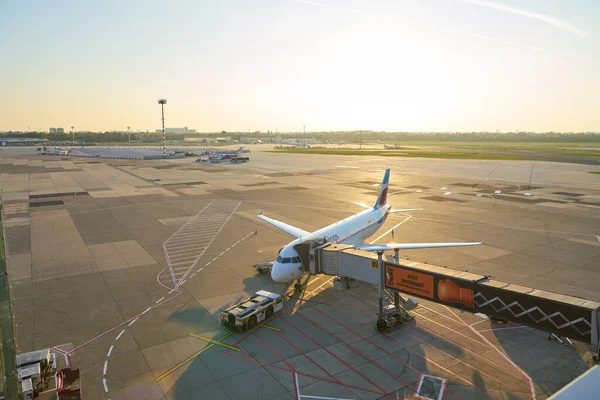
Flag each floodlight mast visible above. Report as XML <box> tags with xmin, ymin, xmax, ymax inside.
<box><xmin>158</xmin><ymin>99</ymin><xmax>167</xmax><ymax>157</ymax></box>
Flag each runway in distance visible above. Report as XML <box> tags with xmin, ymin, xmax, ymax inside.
<box><xmin>258</xmin><ymin>168</ymin><xmax>482</xmax><ymax>283</ymax></box>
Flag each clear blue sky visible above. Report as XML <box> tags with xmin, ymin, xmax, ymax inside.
<box><xmin>1</xmin><ymin>0</ymin><xmax>598</xmax><ymax>132</ymax></box>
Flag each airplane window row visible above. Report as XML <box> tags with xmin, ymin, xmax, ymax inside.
<box><xmin>276</xmin><ymin>256</ymin><xmax>302</xmax><ymax>264</ymax></box>
<box><xmin>342</xmin><ymin>221</ymin><xmax>376</xmax><ymax>243</ymax></box>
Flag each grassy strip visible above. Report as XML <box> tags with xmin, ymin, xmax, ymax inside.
<box><xmin>388</xmin><ymin>141</ymin><xmax>600</xmax><ymax>148</ymax></box>
<box><xmin>590</xmin><ymin>172</ymin><xmax>600</xmax><ymax>175</ymax></box>
<box><xmin>269</xmin><ymin>149</ymin><xmax>530</xmax><ymax>160</ymax></box>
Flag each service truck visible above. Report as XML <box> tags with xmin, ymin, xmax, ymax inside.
<box><xmin>220</xmin><ymin>290</ymin><xmax>283</xmax><ymax>332</ymax></box>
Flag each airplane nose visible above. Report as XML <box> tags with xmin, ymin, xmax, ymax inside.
<box><xmin>271</xmin><ymin>262</ymin><xmax>293</xmax><ymax>283</ymax></box>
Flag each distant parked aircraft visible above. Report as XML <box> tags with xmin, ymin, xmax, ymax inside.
<box><xmin>0</xmin><ymin>138</ymin><xmax>48</xmax><ymax>146</ymax></box>
<box><xmin>210</xmin><ymin>147</ymin><xmax>244</xmax><ymax>161</ymax></box>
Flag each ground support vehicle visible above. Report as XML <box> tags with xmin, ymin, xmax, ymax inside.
<box><xmin>220</xmin><ymin>290</ymin><xmax>283</xmax><ymax>332</ymax></box>
<box><xmin>56</xmin><ymin>368</ymin><xmax>81</xmax><ymax>400</ymax></box>
<box><xmin>253</xmin><ymin>262</ymin><xmax>274</xmax><ymax>274</ymax></box>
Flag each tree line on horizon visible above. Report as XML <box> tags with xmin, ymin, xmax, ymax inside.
<box><xmin>0</xmin><ymin>130</ymin><xmax>598</xmax><ymax>143</ymax></box>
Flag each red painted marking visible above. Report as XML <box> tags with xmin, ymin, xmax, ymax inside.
<box><xmin>337</xmin><ymin>290</ymin><xmax>526</xmax><ymax>381</ymax></box>
<box><xmin>254</xmin><ymin>332</ymin><xmax>297</xmax><ymax>372</ymax></box>
<box><xmin>294</xmin><ymin>309</ymin><xmax>421</xmax><ymax>396</ymax></box>
<box><xmin>346</xmin><ymin>288</ymin><xmax>492</xmax><ymax>349</ymax></box>
<box><xmin>321</xmin><ymin>292</ymin><xmax>528</xmax><ymax>398</ymax></box>
<box><xmin>293</xmin><ymin>372</ymin><xmax>300</xmax><ymax>400</ymax></box>
<box><xmin>279</xmin><ymin>315</ymin><xmax>387</xmax><ymax>395</ymax></box>
<box><xmin>328</xmin><ymin>302</ymin><xmax>525</xmax><ymax>398</ymax></box>
<box><xmin>272</xmin><ymin>326</ymin><xmax>343</xmax><ymax>385</ymax></box>
<box><xmin>222</xmin><ymin>348</ymin><xmax>390</xmax><ymax>398</ymax></box>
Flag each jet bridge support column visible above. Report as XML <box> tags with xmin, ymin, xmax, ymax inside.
<box><xmin>377</xmin><ymin>251</ymin><xmax>384</xmax><ymax>317</ymax></box>
<box><xmin>393</xmin><ymin>248</ymin><xmax>400</xmax><ymax>310</ymax></box>
<box><xmin>376</xmin><ymin>248</ymin><xmax>417</xmax><ymax>332</ymax></box>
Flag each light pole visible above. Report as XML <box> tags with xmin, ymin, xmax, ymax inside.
<box><xmin>127</xmin><ymin>126</ymin><xmax>131</xmax><ymax>145</ymax></box>
<box><xmin>303</xmin><ymin>125</ymin><xmax>306</xmax><ymax>144</ymax></box>
<box><xmin>158</xmin><ymin>99</ymin><xmax>167</xmax><ymax>157</ymax></box>
<box><xmin>71</xmin><ymin>126</ymin><xmax>75</xmax><ymax>146</ymax></box>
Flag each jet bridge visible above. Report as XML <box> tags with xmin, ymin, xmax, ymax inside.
<box><xmin>307</xmin><ymin>243</ymin><xmax>600</xmax><ymax>353</ymax></box>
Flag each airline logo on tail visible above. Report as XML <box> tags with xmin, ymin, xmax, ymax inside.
<box><xmin>374</xmin><ymin>168</ymin><xmax>390</xmax><ymax>209</ymax></box>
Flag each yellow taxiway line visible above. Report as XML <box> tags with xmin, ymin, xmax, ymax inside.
<box><xmin>189</xmin><ymin>333</ymin><xmax>241</xmax><ymax>351</ymax></box>
<box><xmin>155</xmin><ymin>331</ymin><xmax>235</xmax><ymax>382</ymax></box>
<box><xmin>258</xmin><ymin>323</ymin><xmax>283</xmax><ymax>332</ymax></box>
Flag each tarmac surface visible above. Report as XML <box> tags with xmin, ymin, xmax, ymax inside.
<box><xmin>1</xmin><ymin>145</ymin><xmax>599</xmax><ymax>400</ymax></box>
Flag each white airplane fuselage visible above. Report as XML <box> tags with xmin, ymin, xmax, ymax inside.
<box><xmin>272</xmin><ymin>204</ymin><xmax>390</xmax><ymax>282</ymax></box>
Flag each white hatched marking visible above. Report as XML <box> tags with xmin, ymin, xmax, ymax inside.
<box><xmin>142</xmin><ymin>306</ymin><xmax>152</xmax><ymax>314</ymax></box>
<box><xmin>128</xmin><ymin>317</ymin><xmax>139</xmax><ymax>327</ymax></box>
<box><xmin>103</xmin><ymin>360</ymin><xmax>108</xmax><ymax>375</ymax></box>
<box><xmin>107</xmin><ymin>345</ymin><xmax>114</xmax><ymax>357</ymax></box>
<box><xmin>156</xmin><ymin>297</ymin><xmax>165</xmax><ymax>303</ymax></box>
<box><xmin>116</xmin><ymin>330</ymin><xmax>125</xmax><ymax>340</ymax></box>
<box><xmin>103</xmin><ymin>378</ymin><xmax>108</xmax><ymax>392</ymax></box>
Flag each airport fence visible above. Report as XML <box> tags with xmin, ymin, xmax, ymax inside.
<box><xmin>0</xmin><ymin>200</ymin><xmax>19</xmax><ymax>399</ymax></box>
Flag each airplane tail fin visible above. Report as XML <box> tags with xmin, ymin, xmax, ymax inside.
<box><xmin>374</xmin><ymin>168</ymin><xmax>390</xmax><ymax>209</ymax></box>
<box><xmin>237</xmin><ymin>147</ymin><xmax>244</xmax><ymax>157</ymax></box>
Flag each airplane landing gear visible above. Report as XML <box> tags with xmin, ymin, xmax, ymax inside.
<box><xmin>293</xmin><ymin>278</ymin><xmax>304</xmax><ymax>293</ymax></box>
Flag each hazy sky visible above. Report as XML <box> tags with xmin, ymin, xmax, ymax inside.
<box><xmin>1</xmin><ymin>0</ymin><xmax>598</xmax><ymax>132</ymax></box>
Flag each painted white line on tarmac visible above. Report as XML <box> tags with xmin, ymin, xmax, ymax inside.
<box><xmin>116</xmin><ymin>330</ymin><xmax>125</xmax><ymax>341</ymax></box>
<box><xmin>191</xmin><ymin>273</ymin><xmax>196</xmax><ymax>278</ymax></box>
<box><xmin>107</xmin><ymin>345</ymin><xmax>113</xmax><ymax>357</ymax></box>
<box><xmin>128</xmin><ymin>317</ymin><xmax>139</xmax><ymax>327</ymax></box>
<box><xmin>103</xmin><ymin>360</ymin><xmax>108</xmax><ymax>376</ymax></box>
<box><xmin>142</xmin><ymin>306</ymin><xmax>152</xmax><ymax>314</ymax></box>
<box><xmin>103</xmin><ymin>378</ymin><xmax>108</xmax><ymax>392</ymax></box>
<box><xmin>294</xmin><ymin>372</ymin><xmax>300</xmax><ymax>399</ymax></box>
<box><xmin>156</xmin><ymin>297</ymin><xmax>165</xmax><ymax>304</ymax></box>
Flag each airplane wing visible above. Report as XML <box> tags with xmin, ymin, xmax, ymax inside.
<box><xmin>355</xmin><ymin>242</ymin><xmax>482</xmax><ymax>252</ymax></box>
<box><xmin>258</xmin><ymin>213</ymin><xmax>310</xmax><ymax>239</ymax></box>
<box><xmin>388</xmin><ymin>208</ymin><xmax>423</xmax><ymax>213</ymax></box>
<box><xmin>353</xmin><ymin>202</ymin><xmax>373</xmax><ymax>210</ymax></box>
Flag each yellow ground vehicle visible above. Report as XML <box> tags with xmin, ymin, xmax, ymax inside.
<box><xmin>220</xmin><ymin>290</ymin><xmax>283</xmax><ymax>331</ymax></box>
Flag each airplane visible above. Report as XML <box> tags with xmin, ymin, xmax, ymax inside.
<box><xmin>258</xmin><ymin>168</ymin><xmax>482</xmax><ymax>283</ymax></box>
<box><xmin>209</xmin><ymin>147</ymin><xmax>244</xmax><ymax>162</ymax></box>
<box><xmin>286</xmin><ymin>140</ymin><xmax>310</xmax><ymax>147</ymax></box>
